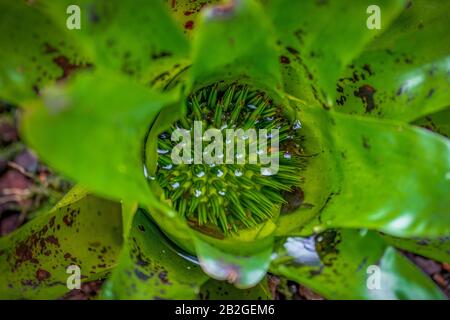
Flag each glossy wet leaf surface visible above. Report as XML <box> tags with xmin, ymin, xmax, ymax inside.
<box><xmin>102</xmin><ymin>209</ymin><xmax>208</xmax><ymax>300</ymax></box>
<box><xmin>42</xmin><ymin>0</ymin><xmax>189</xmax><ymax>82</ymax></box>
<box><xmin>266</xmin><ymin>0</ymin><xmax>405</xmax><ymax>105</ymax></box>
<box><xmin>414</xmin><ymin>107</ymin><xmax>450</xmax><ymax>138</ymax></box>
<box><xmin>381</xmin><ymin>235</ymin><xmax>450</xmax><ymax>263</ymax></box>
<box><xmin>0</xmin><ymin>1</ymin><xmax>88</xmax><ymax>104</ymax></box>
<box><xmin>0</xmin><ymin>186</ymin><xmax>122</xmax><ymax>299</ymax></box>
<box><xmin>270</xmin><ymin>229</ymin><xmax>445</xmax><ymax>299</ymax></box>
<box><xmin>190</xmin><ymin>0</ymin><xmax>281</xmax><ymax>92</ymax></box>
<box><xmin>283</xmin><ymin>105</ymin><xmax>450</xmax><ymax>238</ymax></box>
<box><xmin>22</xmin><ymin>70</ymin><xmax>177</xmax><ymax>208</ymax></box>
<box><xmin>333</xmin><ymin>1</ymin><xmax>450</xmax><ymax>121</ymax></box>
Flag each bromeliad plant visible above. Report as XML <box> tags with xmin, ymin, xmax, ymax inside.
<box><xmin>0</xmin><ymin>0</ymin><xmax>449</xmax><ymax>299</ymax></box>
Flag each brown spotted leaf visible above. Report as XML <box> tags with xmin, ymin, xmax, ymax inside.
<box><xmin>0</xmin><ymin>186</ymin><xmax>122</xmax><ymax>299</ymax></box>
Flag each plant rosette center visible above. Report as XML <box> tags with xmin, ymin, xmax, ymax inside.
<box><xmin>150</xmin><ymin>83</ymin><xmax>305</xmax><ymax>237</ymax></box>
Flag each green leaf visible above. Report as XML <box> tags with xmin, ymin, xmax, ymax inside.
<box><xmin>266</xmin><ymin>0</ymin><xmax>405</xmax><ymax>104</ymax></box>
<box><xmin>270</xmin><ymin>230</ymin><xmax>445</xmax><ymax>299</ymax></box>
<box><xmin>0</xmin><ymin>1</ymin><xmax>88</xmax><ymax>104</ymax></box>
<box><xmin>413</xmin><ymin>107</ymin><xmax>450</xmax><ymax>138</ymax></box>
<box><xmin>121</xmin><ymin>201</ymin><xmax>138</xmax><ymax>240</ymax></box>
<box><xmin>381</xmin><ymin>234</ymin><xmax>450</xmax><ymax>263</ymax></box>
<box><xmin>0</xmin><ymin>186</ymin><xmax>123</xmax><ymax>299</ymax></box>
<box><xmin>333</xmin><ymin>1</ymin><xmax>450</xmax><ymax>121</ymax></box>
<box><xmin>200</xmin><ymin>277</ymin><xmax>272</xmax><ymax>300</ymax></box>
<box><xmin>190</xmin><ymin>0</ymin><xmax>281</xmax><ymax>93</ymax></box>
<box><xmin>41</xmin><ymin>0</ymin><xmax>189</xmax><ymax>82</ymax></box>
<box><xmin>375</xmin><ymin>246</ymin><xmax>446</xmax><ymax>299</ymax></box>
<box><xmin>279</xmin><ymin>105</ymin><xmax>450</xmax><ymax>238</ymax></box>
<box><xmin>21</xmin><ymin>70</ymin><xmax>177</xmax><ymax>208</ymax></box>
<box><xmin>101</xmin><ymin>209</ymin><xmax>208</xmax><ymax>300</ymax></box>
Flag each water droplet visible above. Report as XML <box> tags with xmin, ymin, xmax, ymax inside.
<box><xmin>261</xmin><ymin>168</ymin><xmax>275</xmax><ymax>176</ymax></box>
<box><xmin>159</xmin><ymin>132</ymin><xmax>169</xmax><ymax>139</ymax></box>
<box><xmin>283</xmin><ymin>152</ymin><xmax>291</xmax><ymax>159</ymax></box>
<box><xmin>265</xmin><ymin>116</ymin><xmax>274</xmax><ymax>121</ymax></box>
<box><xmin>194</xmin><ymin>189</ymin><xmax>202</xmax><ymax>197</ymax></box>
<box><xmin>293</xmin><ymin>119</ymin><xmax>302</xmax><ymax>130</ymax></box>
<box><xmin>216</xmin><ymin>169</ymin><xmax>224</xmax><ymax>177</ymax></box>
<box><xmin>247</xmin><ymin>104</ymin><xmax>257</xmax><ymax>110</ymax></box>
<box><xmin>196</xmin><ymin>171</ymin><xmax>205</xmax><ymax>178</ymax></box>
<box><xmin>218</xmin><ymin>190</ymin><xmax>226</xmax><ymax>196</ymax></box>
<box><xmin>284</xmin><ymin>237</ymin><xmax>321</xmax><ymax>266</ymax></box>
<box><xmin>236</xmin><ymin>153</ymin><xmax>244</xmax><ymax>160</ymax></box>
<box><xmin>143</xmin><ymin>165</ymin><xmax>148</xmax><ymax>177</ymax></box>
<box><xmin>234</xmin><ymin>169</ymin><xmax>243</xmax><ymax>177</ymax></box>
<box><xmin>157</xmin><ymin>148</ymin><xmax>170</xmax><ymax>155</ymax></box>
<box><xmin>171</xmin><ymin>182</ymin><xmax>180</xmax><ymax>189</ymax></box>
<box><xmin>162</xmin><ymin>164</ymin><xmax>173</xmax><ymax>170</ymax></box>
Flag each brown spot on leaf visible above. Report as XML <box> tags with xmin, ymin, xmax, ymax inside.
<box><xmin>36</xmin><ymin>268</ymin><xmax>51</xmax><ymax>281</ymax></box>
<box><xmin>281</xmin><ymin>187</ymin><xmax>304</xmax><ymax>213</ymax></box>
<box><xmin>151</xmin><ymin>51</ymin><xmax>172</xmax><ymax>60</ymax></box>
<box><xmin>134</xmin><ymin>268</ymin><xmax>150</xmax><ymax>281</ymax></box>
<box><xmin>362</xmin><ymin>64</ymin><xmax>374</xmax><ymax>76</ymax></box>
<box><xmin>158</xmin><ymin>271</ymin><xmax>170</xmax><ymax>284</ymax></box>
<box><xmin>63</xmin><ymin>214</ymin><xmax>74</xmax><ymax>226</ymax></box>
<box><xmin>184</xmin><ymin>20</ymin><xmax>194</xmax><ymax>30</ymax></box>
<box><xmin>280</xmin><ymin>56</ymin><xmax>290</xmax><ymax>64</ymax></box>
<box><xmin>43</xmin><ymin>42</ymin><xmax>58</xmax><ymax>54</ymax></box>
<box><xmin>354</xmin><ymin>84</ymin><xmax>376</xmax><ymax>113</ymax></box>
<box><xmin>362</xmin><ymin>136</ymin><xmax>371</xmax><ymax>150</ymax></box>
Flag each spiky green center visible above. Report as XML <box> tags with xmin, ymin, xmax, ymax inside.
<box><xmin>155</xmin><ymin>84</ymin><xmax>304</xmax><ymax>235</ymax></box>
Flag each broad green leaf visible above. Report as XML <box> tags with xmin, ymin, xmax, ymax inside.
<box><xmin>40</xmin><ymin>0</ymin><xmax>189</xmax><ymax>84</ymax></box>
<box><xmin>374</xmin><ymin>246</ymin><xmax>446</xmax><ymax>299</ymax></box>
<box><xmin>381</xmin><ymin>234</ymin><xmax>450</xmax><ymax>263</ymax></box>
<box><xmin>102</xmin><ymin>209</ymin><xmax>208</xmax><ymax>300</ymax></box>
<box><xmin>333</xmin><ymin>1</ymin><xmax>450</xmax><ymax>121</ymax></box>
<box><xmin>0</xmin><ymin>1</ymin><xmax>88</xmax><ymax>104</ymax></box>
<box><xmin>21</xmin><ymin>70</ymin><xmax>177</xmax><ymax>208</ymax></box>
<box><xmin>413</xmin><ymin>107</ymin><xmax>450</xmax><ymax>139</ymax></box>
<box><xmin>190</xmin><ymin>0</ymin><xmax>282</xmax><ymax>93</ymax></box>
<box><xmin>200</xmin><ymin>277</ymin><xmax>272</xmax><ymax>300</ymax></box>
<box><xmin>270</xmin><ymin>230</ymin><xmax>445</xmax><ymax>299</ymax></box>
<box><xmin>0</xmin><ymin>186</ymin><xmax>122</xmax><ymax>299</ymax></box>
<box><xmin>121</xmin><ymin>201</ymin><xmax>138</xmax><ymax>240</ymax></box>
<box><xmin>265</xmin><ymin>0</ymin><xmax>405</xmax><ymax>105</ymax></box>
<box><xmin>279</xmin><ymin>105</ymin><xmax>450</xmax><ymax>238</ymax></box>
